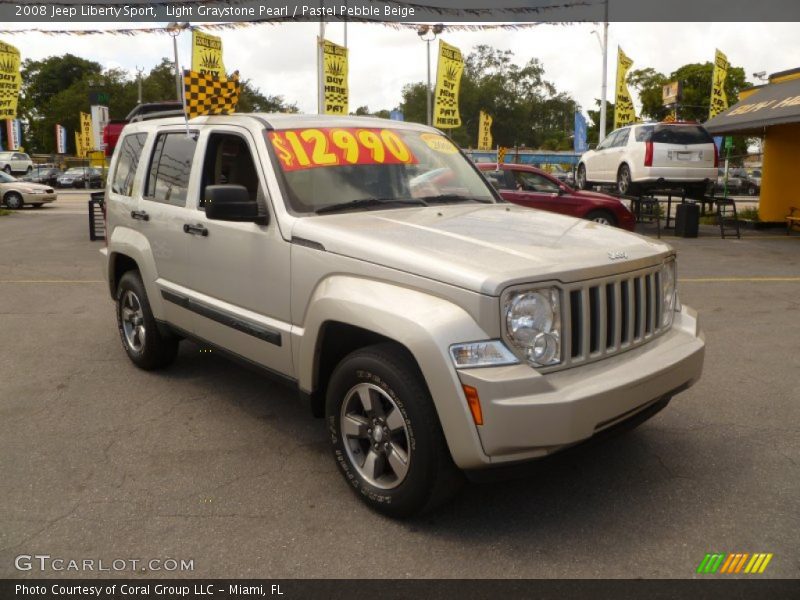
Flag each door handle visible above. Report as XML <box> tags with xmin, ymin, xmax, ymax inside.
<box><xmin>183</xmin><ymin>223</ymin><xmax>209</xmax><ymax>237</ymax></box>
<box><xmin>130</xmin><ymin>210</ymin><xmax>149</xmax><ymax>221</ymax></box>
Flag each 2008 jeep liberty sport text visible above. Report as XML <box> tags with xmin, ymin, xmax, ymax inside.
<box><xmin>102</xmin><ymin>114</ymin><xmax>704</xmax><ymax>517</ymax></box>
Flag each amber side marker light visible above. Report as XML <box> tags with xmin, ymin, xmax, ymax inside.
<box><xmin>463</xmin><ymin>385</ymin><xmax>484</xmax><ymax>426</ymax></box>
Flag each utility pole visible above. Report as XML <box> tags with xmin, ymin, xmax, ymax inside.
<box><xmin>166</xmin><ymin>22</ymin><xmax>189</xmax><ymax>103</ymax></box>
<box><xmin>599</xmin><ymin>0</ymin><xmax>609</xmax><ymax>142</ymax></box>
<box><xmin>317</xmin><ymin>1</ymin><xmax>326</xmax><ymax>115</ymax></box>
<box><xmin>135</xmin><ymin>66</ymin><xmax>144</xmax><ymax>104</ymax></box>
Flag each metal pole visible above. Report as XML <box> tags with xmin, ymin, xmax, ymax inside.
<box><xmin>426</xmin><ymin>39</ymin><xmax>432</xmax><ymax>126</ymax></box>
<box><xmin>599</xmin><ymin>0</ymin><xmax>609</xmax><ymax>141</ymax></box>
<box><xmin>317</xmin><ymin>2</ymin><xmax>326</xmax><ymax>115</ymax></box>
<box><xmin>136</xmin><ymin>66</ymin><xmax>143</xmax><ymax>104</ymax></box>
<box><xmin>172</xmin><ymin>34</ymin><xmax>182</xmax><ymax>102</ymax></box>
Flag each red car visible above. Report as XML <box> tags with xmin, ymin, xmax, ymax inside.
<box><xmin>477</xmin><ymin>163</ymin><xmax>636</xmax><ymax>231</ymax></box>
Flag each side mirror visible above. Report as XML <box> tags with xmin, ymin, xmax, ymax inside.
<box><xmin>204</xmin><ymin>184</ymin><xmax>264</xmax><ymax>223</ymax></box>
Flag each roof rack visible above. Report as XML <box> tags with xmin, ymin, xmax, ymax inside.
<box><xmin>129</xmin><ymin>109</ymin><xmax>186</xmax><ymax>122</ymax></box>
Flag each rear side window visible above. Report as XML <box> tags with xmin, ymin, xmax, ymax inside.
<box><xmin>613</xmin><ymin>128</ymin><xmax>630</xmax><ymax>147</ymax></box>
<box><xmin>648</xmin><ymin>125</ymin><xmax>713</xmax><ymax>145</ymax></box>
<box><xmin>145</xmin><ymin>132</ymin><xmax>197</xmax><ymax>206</ymax></box>
<box><xmin>111</xmin><ymin>133</ymin><xmax>147</xmax><ymax>196</ymax></box>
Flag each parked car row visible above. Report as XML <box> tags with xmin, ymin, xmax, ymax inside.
<box><xmin>20</xmin><ymin>165</ymin><xmax>104</xmax><ymax>188</ymax></box>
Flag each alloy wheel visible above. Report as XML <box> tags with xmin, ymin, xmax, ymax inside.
<box><xmin>121</xmin><ymin>290</ymin><xmax>146</xmax><ymax>353</ymax></box>
<box><xmin>340</xmin><ymin>382</ymin><xmax>411</xmax><ymax>490</ymax></box>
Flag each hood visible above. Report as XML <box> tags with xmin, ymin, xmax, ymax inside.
<box><xmin>571</xmin><ymin>188</ymin><xmax>629</xmax><ymax>207</ymax></box>
<box><xmin>291</xmin><ymin>204</ymin><xmax>671</xmax><ymax>295</ymax></box>
<box><xmin>9</xmin><ymin>182</ymin><xmax>51</xmax><ymax>193</ymax></box>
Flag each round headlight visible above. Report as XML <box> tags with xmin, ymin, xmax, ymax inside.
<box><xmin>507</xmin><ymin>292</ymin><xmax>553</xmax><ymax>344</ymax></box>
<box><xmin>505</xmin><ymin>288</ymin><xmax>561</xmax><ymax>366</ymax></box>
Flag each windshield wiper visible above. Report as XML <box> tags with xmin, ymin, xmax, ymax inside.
<box><xmin>315</xmin><ymin>197</ymin><xmax>428</xmax><ymax>214</ymax></box>
<box><xmin>415</xmin><ymin>194</ymin><xmax>494</xmax><ymax>205</ymax></box>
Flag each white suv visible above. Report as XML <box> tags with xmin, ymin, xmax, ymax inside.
<box><xmin>576</xmin><ymin>122</ymin><xmax>717</xmax><ymax>196</ymax></box>
<box><xmin>0</xmin><ymin>151</ymin><xmax>34</xmax><ymax>175</ymax></box>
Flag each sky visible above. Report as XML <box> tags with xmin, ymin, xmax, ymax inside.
<box><xmin>3</xmin><ymin>21</ymin><xmax>800</xmax><ymax>119</ymax></box>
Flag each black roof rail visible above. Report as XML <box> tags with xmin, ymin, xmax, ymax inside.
<box><xmin>129</xmin><ymin>109</ymin><xmax>187</xmax><ymax>122</ymax></box>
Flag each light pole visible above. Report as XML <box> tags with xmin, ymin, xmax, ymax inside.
<box><xmin>417</xmin><ymin>24</ymin><xmax>443</xmax><ymax>127</ymax></box>
<box><xmin>591</xmin><ymin>0</ymin><xmax>610</xmax><ymax>142</ymax></box>
<box><xmin>166</xmin><ymin>22</ymin><xmax>190</xmax><ymax>103</ymax></box>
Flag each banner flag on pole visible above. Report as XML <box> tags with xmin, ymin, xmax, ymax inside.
<box><xmin>710</xmin><ymin>49</ymin><xmax>729</xmax><ymax>119</ymax></box>
<box><xmin>80</xmin><ymin>111</ymin><xmax>93</xmax><ymax>154</ymax></box>
<box><xmin>614</xmin><ymin>47</ymin><xmax>636</xmax><ymax>128</ymax></box>
<box><xmin>191</xmin><ymin>30</ymin><xmax>226</xmax><ymax>78</ymax></box>
<box><xmin>433</xmin><ymin>40</ymin><xmax>464</xmax><ymax>129</ymax></box>
<box><xmin>6</xmin><ymin>118</ymin><xmax>21</xmax><ymax>149</ymax></box>
<box><xmin>183</xmin><ymin>70</ymin><xmax>241</xmax><ymax>120</ymax></box>
<box><xmin>574</xmin><ymin>111</ymin><xmax>588</xmax><ymax>153</ymax></box>
<box><xmin>55</xmin><ymin>124</ymin><xmax>67</xmax><ymax>154</ymax></box>
<box><xmin>0</xmin><ymin>39</ymin><xmax>22</xmax><ymax>120</ymax></box>
<box><xmin>322</xmin><ymin>39</ymin><xmax>348</xmax><ymax>115</ymax></box>
<box><xmin>477</xmin><ymin>110</ymin><xmax>493</xmax><ymax>150</ymax></box>
<box><xmin>75</xmin><ymin>131</ymin><xmax>84</xmax><ymax>158</ymax></box>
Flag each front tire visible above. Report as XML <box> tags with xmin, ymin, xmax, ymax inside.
<box><xmin>585</xmin><ymin>209</ymin><xmax>617</xmax><ymax>227</ymax></box>
<box><xmin>326</xmin><ymin>343</ymin><xmax>463</xmax><ymax>518</ymax></box>
<box><xmin>2</xmin><ymin>165</ymin><xmax>10</xmax><ymax>174</ymax></box>
<box><xmin>4</xmin><ymin>192</ymin><xmax>23</xmax><ymax>209</ymax></box>
<box><xmin>115</xmin><ymin>271</ymin><xmax>179</xmax><ymax>370</ymax></box>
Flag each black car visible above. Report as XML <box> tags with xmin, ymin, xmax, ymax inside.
<box><xmin>56</xmin><ymin>167</ymin><xmax>103</xmax><ymax>189</ymax></box>
<box><xmin>22</xmin><ymin>166</ymin><xmax>63</xmax><ymax>187</ymax></box>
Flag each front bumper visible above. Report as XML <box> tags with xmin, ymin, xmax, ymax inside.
<box><xmin>21</xmin><ymin>191</ymin><xmax>56</xmax><ymax>204</ymax></box>
<box><xmin>456</xmin><ymin>305</ymin><xmax>704</xmax><ymax>466</ymax></box>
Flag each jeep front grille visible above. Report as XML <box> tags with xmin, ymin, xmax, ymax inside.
<box><xmin>561</xmin><ymin>265</ymin><xmax>666</xmax><ymax>368</ymax></box>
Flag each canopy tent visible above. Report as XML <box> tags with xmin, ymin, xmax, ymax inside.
<box><xmin>704</xmin><ymin>76</ymin><xmax>800</xmax><ymax>136</ymax></box>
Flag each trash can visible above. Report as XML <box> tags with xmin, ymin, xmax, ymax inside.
<box><xmin>675</xmin><ymin>202</ymin><xmax>699</xmax><ymax>238</ymax></box>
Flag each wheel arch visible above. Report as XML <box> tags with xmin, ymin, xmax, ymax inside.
<box><xmin>296</xmin><ymin>275</ymin><xmax>491</xmax><ymax>469</ymax></box>
<box><xmin>106</xmin><ymin>227</ymin><xmax>163</xmax><ymax>318</ymax></box>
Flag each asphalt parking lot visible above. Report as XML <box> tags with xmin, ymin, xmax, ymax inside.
<box><xmin>1</xmin><ymin>194</ymin><xmax>798</xmax><ymax>579</ymax></box>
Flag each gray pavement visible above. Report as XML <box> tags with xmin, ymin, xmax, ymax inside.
<box><xmin>0</xmin><ymin>197</ymin><xmax>798</xmax><ymax>579</ymax></box>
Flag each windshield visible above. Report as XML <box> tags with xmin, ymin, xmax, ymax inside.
<box><xmin>65</xmin><ymin>168</ymin><xmax>85</xmax><ymax>175</ymax></box>
<box><xmin>266</xmin><ymin>127</ymin><xmax>495</xmax><ymax>214</ymax></box>
<box><xmin>0</xmin><ymin>152</ymin><xmax>12</xmax><ymax>160</ymax></box>
<box><xmin>0</xmin><ymin>171</ymin><xmax>16</xmax><ymax>183</ymax></box>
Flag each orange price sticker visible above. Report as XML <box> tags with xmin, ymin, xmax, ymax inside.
<box><xmin>269</xmin><ymin>128</ymin><xmax>418</xmax><ymax>172</ymax></box>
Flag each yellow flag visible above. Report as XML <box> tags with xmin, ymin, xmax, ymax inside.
<box><xmin>322</xmin><ymin>39</ymin><xmax>348</xmax><ymax>115</ymax></box>
<box><xmin>614</xmin><ymin>47</ymin><xmax>636</xmax><ymax>129</ymax></box>
<box><xmin>710</xmin><ymin>49</ymin><xmax>729</xmax><ymax>119</ymax></box>
<box><xmin>192</xmin><ymin>31</ymin><xmax>225</xmax><ymax>79</ymax></box>
<box><xmin>80</xmin><ymin>112</ymin><xmax>93</xmax><ymax>153</ymax></box>
<box><xmin>75</xmin><ymin>131</ymin><xmax>85</xmax><ymax>158</ymax></box>
<box><xmin>477</xmin><ymin>110</ymin><xmax>493</xmax><ymax>150</ymax></box>
<box><xmin>183</xmin><ymin>70</ymin><xmax>241</xmax><ymax>120</ymax></box>
<box><xmin>433</xmin><ymin>40</ymin><xmax>463</xmax><ymax>129</ymax></box>
<box><xmin>0</xmin><ymin>39</ymin><xmax>22</xmax><ymax>120</ymax></box>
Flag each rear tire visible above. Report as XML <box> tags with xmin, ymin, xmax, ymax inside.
<box><xmin>4</xmin><ymin>192</ymin><xmax>23</xmax><ymax>209</ymax></box>
<box><xmin>326</xmin><ymin>343</ymin><xmax>463</xmax><ymax>518</ymax></box>
<box><xmin>585</xmin><ymin>209</ymin><xmax>617</xmax><ymax>227</ymax></box>
<box><xmin>115</xmin><ymin>271</ymin><xmax>179</xmax><ymax>370</ymax></box>
<box><xmin>576</xmin><ymin>164</ymin><xmax>588</xmax><ymax>190</ymax></box>
<box><xmin>26</xmin><ymin>165</ymin><xmax>32</xmax><ymax>174</ymax></box>
<box><xmin>616</xmin><ymin>164</ymin><xmax>637</xmax><ymax>196</ymax></box>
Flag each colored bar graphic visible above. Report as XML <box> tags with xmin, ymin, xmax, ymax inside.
<box><xmin>701</xmin><ymin>553</ymin><xmax>774</xmax><ymax>574</ymax></box>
